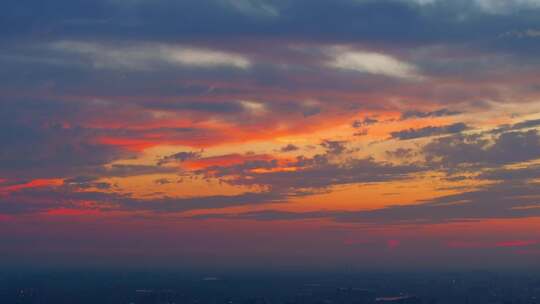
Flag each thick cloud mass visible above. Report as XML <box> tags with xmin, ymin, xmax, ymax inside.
<box><xmin>424</xmin><ymin>130</ymin><xmax>540</xmax><ymax>168</ymax></box>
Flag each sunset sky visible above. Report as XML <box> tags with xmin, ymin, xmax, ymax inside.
<box><xmin>1</xmin><ymin>0</ymin><xmax>540</xmax><ymax>270</ymax></box>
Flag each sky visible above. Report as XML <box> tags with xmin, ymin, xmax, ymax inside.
<box><xmin>1</xmin><ymin>0</ymin><xmax>540</xmax><ymax>271</ymax></box>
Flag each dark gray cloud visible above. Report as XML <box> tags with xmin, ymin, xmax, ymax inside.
<box><xmin>0</xmin><ymin>186</ymin><xmax>122</xmax><ymax>215</ymax></box>
<box><xmin>352</xmin><ymin>117</ymin><xmax>378</xmax><ymax>128</ymax></box>
<box><xmin>91</xmin><ymin>164</ymin><xmax>177</xmax><ymax>178</ymax></box>
<box><xmin>191</xmin><ymin>210</ymin><xmax>334</xmax><ymax>221</ymax></box>
<box><xmin>353</xmin><ymin>129</ymin><xmax>369</xmax><ymax>137</ymax></box>
<box><xmin>511</xmin><ymin>118</ymin><xmax>540</xmax><ymax>130</ymax></box>
<box><xmin>3</xmin><ymin>155</ymin><xmax>538</xmax><ymax>229</ymax></box>
<box><xmin>0</xmin><ymin>184</ymin><xmax>285</xmax><ymax>215</ymax></box>
<box><xmin>0</xmin><ymin>98</ymin><xmax>129</xmax><ymax>178</ymax></box>
<box><xmin>196</xmin><ymin>159</ymin><xmax>280</xmax><ymax>180</ymax></box>
<box><xmin>336</xmin><ymin>181</ymin><xmax>540</xmax><ymax>224</ymax></box>
<box><xmin>390</xmin><ymin>122</ymin><xmax>469</xmax><ymax>140</ymax></box>
<box><xmin>123</xmin><ymin>191</ymin><xmax>285</xmax><ymax>213</ymax></box>
<box><xmin>3</xmin><ymin>0</ymin><xmax>540</xmax><ymax>52</ymax></box>
<box><xmin>1</xmin><ymin>1</ymin><xmax>540</xmax><ymax>116</ymax></box>
<box><xmin>478</xmin><ymin>165</ymin><xmax>540</xmax><ymax>181</ymax></box>
<box><xmin>424</xmin><ymin>129</ymin><xmax>540</xmax><ymax>168</ymax></box>
<box><xmin>491</xmin><ymin>118</ymin><xmax>540</xmax><ymax>133</ymax></box>
<box><xmin>0</xmin><ymin>97</ymin><xmax>193</xmax><ymax>181</ymax></box>
<box><xmin>194</xmin><ymin>181</ymin><xmax>540</xmax><ymax>224</ymax></box>
<box><xmin>140</xmin><ymin>100</ymin><xmax>245</xmax><ymax>113</ymax></box>
<box><xmin>385</xmin><ymin>148</ymin><xmax>415</xmax><ymax>159</ymax></box>
<box><xmin>400</xmin><ymin>108</ymin><xmax>461</xmax><ymax>120</ymax></box>
<box><xmin>0</xmin><ymin>122</ymin><xmax>127</xmax><ymax>179</ymax></box>
<box><xmin>280</xmin><ymin>144</ymin><xmax>299</xmax><ymax>152</ymax></box>
<box><xmin>63</xmin><ymin>176</ymin><xmax>112</xmax><ymax>190</ymax></box>
<box><xmin>321</xmin><ymin>140</ymin><xmax>347</xmax><ymax>155</ymax></box>
<box><xmin>154</xmin><ymin>178</ymin><xmax>173</xmax><ymax>185</ymax></box>
<box><xmin>157</xmin><ymin>151</ymin><xmax>202</xmax><ymax>166</ymax></box>
<box><xmin>197</xmin><ymin>153</ymin><xmax>421</xmax><ymax>191</ymax></box>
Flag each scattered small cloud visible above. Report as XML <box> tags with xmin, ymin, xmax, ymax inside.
<box><xmin>158</xmin><ymin>151</ymin><xmax>202</xmax><ymax>166</ymax></box>
<box><xmin>500</xmin><ymin>29</ymin><xmax>540</xmax><ymax>39</ymax></box>
<box><xmin>321</xmin><ymin>140</ymin><xmax>347</xmax><ymax>155</ymax></box>
<box><xmin>280</xmin><ymin>144</ymin><xmax>300</xmax><ymax>152</ymax></box>
<box><xmin>386</xmin><ymin>148</ymin><xmax>415</xmax><ymax>159</ymax></box>
<box><xmin>154</xmin><ymin>178</ymin><xmax>172</xmax><ymax>185</ymax></box>
<box><xmin>352</xmin><ymin>117</ymin><xmax>379</xmax><ymax>128</ymax></box>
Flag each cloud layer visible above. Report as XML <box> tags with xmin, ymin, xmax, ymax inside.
<box><xmin>1</xmin><ymin>0</ymin><xmax>540</xmax><ymax>269</ymax></box>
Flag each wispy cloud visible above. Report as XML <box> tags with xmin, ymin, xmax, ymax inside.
<box><xmin>390</xmin><ymin>123</ymin><xmax>469</xmax><ymax>140</ymax></box>
<box><xmin>50</xmin><ymin>41</ymin><xmax>252</xmax><ymax>70</ymax></box>
<box><xmin>408</xmin><ymin>0</ymin><xmax>540</xmax><ymax>14</ymax></box>
<box><xmin>192</xmin><ymin>181</ymin><xmax>540</xmax><ymax>224</ymax></box>
<box><xmin>221</xmin><ymin>0</ymin><xmax>280</xmax><ymax>17</ymax></box>
<box><xmin>400</xmin><ymin>109</ymin><xmax>461</xmax><ymax>120</ymax></box>
<box><xmin>326</xmin><ymin>47</ymin><xmax>423</xmax><ymax>80</ymax></box>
